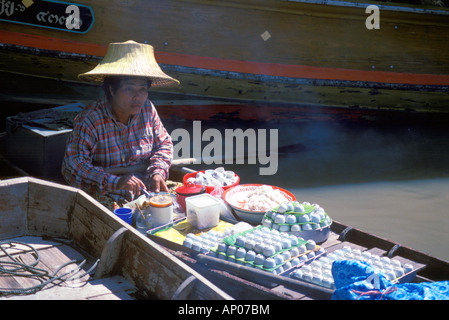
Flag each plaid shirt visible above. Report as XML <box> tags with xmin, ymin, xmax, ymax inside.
<box><xmin>61</xmin><ymin>98</ymin><xmax>173</xmax><ymax>201</ymax></box>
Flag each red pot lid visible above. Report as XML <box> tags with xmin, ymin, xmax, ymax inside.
<box><xmin>175</xmin><ymin>183</ymin><xmax>206</xmax><ymax>196</ymax></box>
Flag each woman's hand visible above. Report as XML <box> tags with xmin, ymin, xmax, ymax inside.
<box><xmin>150</xmin><ymin>173</ymin><xmax>169</xmax><ymax>193</ymax></box>
<box><xmin>116</xmin><ymin>174</ymin><xmax>147</xmax><ymax>195</ymax></box>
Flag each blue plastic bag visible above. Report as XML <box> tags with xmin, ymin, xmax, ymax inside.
<box><xmin>331</xmin><ymin>260</ymin><xmax>449</xmax><ymax>300</ymax></box>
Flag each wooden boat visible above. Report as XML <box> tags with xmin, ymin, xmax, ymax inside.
<box><xmin>0</xmin><ymin>176</ymin><xmax>232</xmax><ymax>300</ymax></box>
<box><xmin>1</xmin><ymin>176</ymin><xmax>448</xmax><ymax>300</ymax></box>
<box><xmin>1</xmin><ymin>0</ymin><xmax>449</xmax><ymax>122</ymax></box>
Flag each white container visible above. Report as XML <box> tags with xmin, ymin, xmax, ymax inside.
<box><xmin>186</xmin><ymin>193</ymin><xmax>221</xmax><ymax>229</ymax></box>
<box><xmin>148</xmin><ymin>195</ymin><xmax>174</xmax><ymax>228</ymax></box>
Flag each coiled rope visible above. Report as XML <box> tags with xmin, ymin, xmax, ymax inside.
<box><xmin>0</xmin><ymin>240</ymin><xmax>99</xmax><ymax>296</ymax></box>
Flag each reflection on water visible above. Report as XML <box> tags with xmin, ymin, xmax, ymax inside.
<box><xmin>165</xmin><ymin>118</ymin><xmax>449</xmax><ymax>260</ymax></box>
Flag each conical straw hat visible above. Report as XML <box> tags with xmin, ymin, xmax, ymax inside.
<box><xmin>78</xmin><ymin>40</ymin><xmax>180</xmax><ymax>88</ymax></box>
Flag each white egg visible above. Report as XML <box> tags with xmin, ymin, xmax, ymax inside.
<box><xmin>301</xmin><ymin>224</ymin><xmax>313</xmax><ymax>231</ymax></box>
<box><xmin>217</xmin><ymin>242</ymin><xmax>227</xmax><ymax>252</ymax></box>
<box><xmin>244</xmin><ymin>239</ymin><xmax>255</xmax><ymax>251</ymax></box>
<box><xmin>321</xmin><ymin>276</ymin><xmax>333</xmax><ymax>288</ymax></box>
<box><xmin>226</xmin><ymin>245</ymin><xmax>237</xmax><ymax>256</ymax></box>
<box><xmin>306</xmin><ymin>251</ymin><xmax>315</xmax><ymax>259</ymax></box>
<box><xmin>235</xmin><ymin>236</ymin><xmax>246</xmax><ymax>247</ymax></box>
<box><xmin>341</xmin><ymin>246</ymin><xmax>352</xmax><ymax>253</ymax></box>
<box><xmin>274</xmin><ymin>254</ymin><xmax>284</xmax><ymax>265</ymax></box>
<box><xmin>235</xmin><ymin>247</ymin><xmax>247</xmax><ymax>259</ymax></box>
<box><xmin>294</xmin><ymin>204</ymin><xmax>305</xmax><ymax>213</ymax></box>
<box><xmin>274</xmin><ymin>214</ymin><xmax>286</xmax><ymax>224</ymax></box>
<box><xmin>254</xmin><ymin>254</ymin><xmax>266</xmax><ymax>266</ymax></box>
<box><xmin>254</xmin><ymin>242</ymin><xmax>264</xmax><ymax>254</ymax></box>
<box><xmin>394</xmin><ymin>267</ymin><xmax>405</xmax><ymax>277</ymax></box>
<box><xmin>403</xmin><ymin>263</ymin><xmax>414</xmax><ymax>273</ymax></box>
<box><xmin>361</xmin><ymin>251</ymin><xmax>372</xmax><ymax>260</ymax></box>
<box><xmin>344</xmin><ymin>252</ymin><xmax>354</xmax><ymax>260</ymax></box>
<box><xmin>302</xmin><ymin>272</ymin><xmax>313</xmax><ymax>282</ymax></box>
<box><xmin>384</xmin><ymin>270</ymin><xmax>396</xmax><ymax>281</ymax></box>
<box><xmin>306</xmin><ymin>240</ymin><xmax>316</xmax><ymax>251</ymax></box>
<box><xmin>312</xmin><ymin>274</ymin><xmax>323</xmax><ymax>285</ymax></box>
<box><xmin>245</xmin><ymin>250</ymin><xmax>256</xmax><ymax>261</ymax></box>
<box><xmin>282</xmin><ymin>250</ymin><xmax>291</xmax><ymax>261</ymax></box>
<box><xmin>277</xmin><ymin>203</ymin><xmax>288</xmax><ymax>214</ymax></box>
<box><xmin>262</xmin><ymin>218</ymin><xmax>272</xmax><ymax>228</ymax></box>
<box><xmin>289</xmin><ymin>237</ymin><xmax>299</xmax><ymax>248</ymax></box>
<box><xmin>290</xmin><ymin>247</ymin><xmax>299</xmax><ymax>257</ymax></box>
<box><xmin>183</xmin><ymin>238</ymin><xmax>193</xmax><ymax>248</ymax></box>
<box><xmin>380</xmin><ymin>256</ymin><xmax>391</xmax><ymax>265</ymax></box>
<box><xmin>290</xmin><ymin>224</ymin><xmax>301</xmax><ymax>232</ymax></box>
<box><xmin>326</xmin><ymin>253</ymin><xmax>338</xmax><ymax>261</ymax></box>
<box><xmin>291</xmin><ymin>257</ymin><xmax>300</xmax><ymax>266</ymax></box>
<box><xmin>297</xmin><ymin>245</ymin><xmax>307</xmax><ymax>255</ymax></box>
<box><xmin>192</xmin><ymin>241</ymin><xmax>202</xmax><ymax>252</ymax></box>
<box><xmin>297</xmin><ymin>214</ymin><xmax>310</xmax><ymax>223</ymax></box>
<box><xmin>391</xmin><ymin>259</ymin><xmax>402</xmax><ymax>268</ymax></box>
<box><xmin>262</xmin><ymin>245</ymin><xmax>276</xmax><ymax>257</ymax></box>
<box><xmin>273</xmin><ymin>241</ymin><xmax>283</xmax><ymax>253</ymax></box>
<box><xmin>310</xmin><ymin>213</ymin><xmax>321</xmax><ymax>224</ymax></box>
<box><xmin>301</xmin><ymin>265</ymin><xmax>312</xmax><ymax>273</ymax></box>
<box><xmin>282</xmin><ymin>239</ymin><xmax>292</xmax><ymax>249</ymax></box>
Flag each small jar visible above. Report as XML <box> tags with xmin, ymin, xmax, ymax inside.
<box><xmin>149</xmin><ymin>194</ymin><xmax>174</xmax><ymax>228</ymax></box>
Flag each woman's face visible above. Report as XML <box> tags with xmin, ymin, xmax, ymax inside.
<box><xmin>110</xmin><ymin>77</ymin><xmax>149</xmax><ymax>123</ymax></box>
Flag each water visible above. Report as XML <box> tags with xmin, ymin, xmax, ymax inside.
<box><xmin>164</xmin><ymin>117</ymin><xmax>449</xmax><ymax>261</ymax></box>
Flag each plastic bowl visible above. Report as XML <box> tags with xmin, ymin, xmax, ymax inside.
<box><xmin>183</xmin><ymin>170</ymin><xmax>240</xmax><ymax>193</ymax></box>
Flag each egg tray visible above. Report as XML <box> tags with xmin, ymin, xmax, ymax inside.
<box><xmin>261</xmin><ymin>202</ymin><xmax>332</xmax><ymax>243</ymax></box>
<box><xmin>262</xmin><ymin>202</ymin><xmax>331</xmax><ymax>230</ymax></box>
<box><xmin>208</xmin><ymin>225</ymin><xmax>326</xmax><ymax>274</ymax></box>
<box><xmin>285</xmin><ymin>244</ymin><xmax>426</xmax><ymax>290</ymax></box>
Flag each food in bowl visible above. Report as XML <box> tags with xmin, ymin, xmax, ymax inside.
<box><xmin>183</xmin><ymin>167</ymin><xmax>240</xmax><ymax>193</ymax></box>
<box><xmin>186</xmin><ymin>167</ymin><xmax>238</xmax><ymax>187</ymax></box>
<box><xmin>223</xmin><ymin>184</ymin><xmax>296</xmax><ymax>225</ymax></box>
<box><xmin>225</xmin><ymin>184</ymin><xmax>294</xmax><ymax>213</ymax></box>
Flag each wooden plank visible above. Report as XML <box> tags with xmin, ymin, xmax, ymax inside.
<box><xmin>69</xmin><ymin>190</ymin><xmax>125</xmax><ymax>260</ymax></box>
<box><xmin>0</xmin><ymin>236</ymin><xmax>63</xmax><ymax>258</ymax></box>
<box><xmin>2</xmin><ymin>276</ymin><xmax>135</xmax><ymax>300</ymax></box>
<box><xmin>95</xmin><ymin>227</ymin><xmax>129</xmax><ymax>279</ymax></box>
<box><xmin>0</xmin><ymin>177</ymin><xmax>28</xmax><ymax>239</ymax></box>
<box><xmin>27</xmin><ymin>178</ymin><xmax>77</xmax><ymax>237</ymax></box>
<box><xmin>118</xmin><ymin>231</ymin><xmax>232</xmax><ymax>300</ymax></box>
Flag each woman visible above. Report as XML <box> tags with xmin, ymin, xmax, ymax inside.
<box><xmin>61</xmin><ymin>40</ymin><xmax>179</xmax><ymax>209</ymax></box>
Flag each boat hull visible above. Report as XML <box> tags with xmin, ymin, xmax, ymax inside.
<box><xmin>1</xmin><ymin>0</ymin><xmax>449</xmax><ymax>116</ymax></box>
<box><xmin>0</xmin><ymin>177</ymin><xmax>232</xmax><ymax>299</ymax></box>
